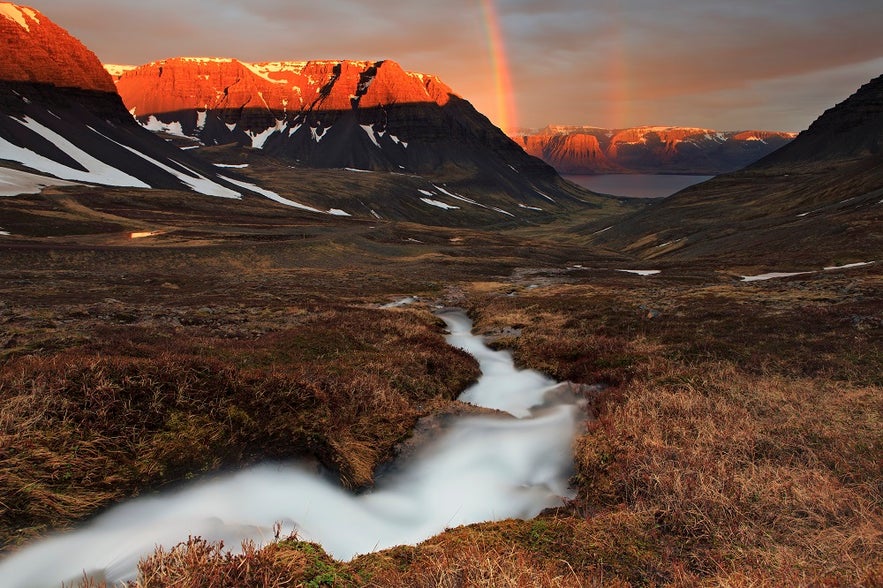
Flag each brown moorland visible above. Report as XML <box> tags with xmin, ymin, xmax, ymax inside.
<box><xmin>0</xmin><ymin>190</ymin><xmax>880</xmax><ymax>586</ymax></box>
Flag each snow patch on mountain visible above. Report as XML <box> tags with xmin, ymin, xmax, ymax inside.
<box><xmin>0</xmin><ymin>167</ymin><xmax>77</xmax><ymax>196</ymax></box>
<box><xmin>1</xmin><ymin>117</ymin><xmax>149</xmax><ymax>187</ymax></box>
<box><xmin>0</xmin><ymin>4</ymin><xmax>39</xmax><ymax>31</ymax></box>
<box><xmin>89</xmin><ymin>126</ymin><xmax>241</xmax><ymax>198</ymax></box>
<box><xmin>142</xmin><ymin>116</ymin><xmax>187</xmax><ymax>137</ymax></box>
<box><xmin>248</xmin><ymin>119</ymin><xmax>286</xmax><ymax>149</ymax></box>
<box><xmin>361</xmin><ymin>125</ymin><xmax>380</xmax><ymax>148</ymax></box>
<box><xmin>420</xmin><ymin>197</ymin><xmax>459</xmax><ymax>210</ymax></box>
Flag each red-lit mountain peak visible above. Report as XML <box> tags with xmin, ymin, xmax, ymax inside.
<box><xmin>0</xmin><ymin>2</ymin><xmax>115</xmax><ymax>93</ymax></box>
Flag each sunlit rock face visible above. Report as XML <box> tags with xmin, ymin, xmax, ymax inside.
<box><xmin>0</xmin><ymin>3</ymin><xmax>254</xmax><ymax>196</ymax></box>
<box><xmin>512</xmin><ymin>125</ymin><xmax>796</xmax><ymax>174</ymax></box>
<box><xmin>112</xmin><ymin>58</ymin><xmax>453</xmax><ymax>118</ymax></box>
<box><xmin>0</xmin><ymin>3</ymin><xmax>116</xmax><ymax>93</ymax></box>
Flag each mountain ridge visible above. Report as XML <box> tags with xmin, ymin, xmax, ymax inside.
<box><xmin>106</xmin><ymin>56</ymin><xmax>598</xmax><ymax>214</ymax></box>
<box><xmin>513</xmin><ymin>125</ymin><xmax>796</xmax><ymax>175</ymax></box>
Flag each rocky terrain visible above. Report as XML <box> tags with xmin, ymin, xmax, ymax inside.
<box><xmin>512</xmin><ymin>125</ymin><xmax>795</xmax><ymax>175</ymax></box>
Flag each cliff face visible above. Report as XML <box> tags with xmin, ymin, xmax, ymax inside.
<box><xmin>0</xmin><ymin>3</ymin><xmax>115</xmax><ymax>92</ymax></box>
<box><xmin>111</xmin><ymin>58</ymin><xmax>453</xmax><ymax>120</ymax></box>
<box><xmin>512</xmin><ymin>126</ymin><xmax>796</xmax><ymax>175</ymax></box>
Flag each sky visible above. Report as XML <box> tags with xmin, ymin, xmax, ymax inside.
<box><xmin>31</xmin><ymin>0</ymin><xmax>883</xmax><ymax>133</ymax></box>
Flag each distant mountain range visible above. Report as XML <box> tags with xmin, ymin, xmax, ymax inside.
<box><xmin>512</xmin><ymin>125</ymin><xmax>796</xmax><ymax>175</ymax></box>
<box><xmin>589</xmin><ymin>75</ymin><xmax>883</xmax><ymax>263</ymax></box>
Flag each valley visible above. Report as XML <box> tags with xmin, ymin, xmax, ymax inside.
<box><xmin>0</xmin><ymin>2</ymin><xmax>881</xmax><ymax>586</ymax></box>
<box><xmin>0</xmin><ymin>212</ymin><xmax>879</xmax><ymax>585</ymax></box>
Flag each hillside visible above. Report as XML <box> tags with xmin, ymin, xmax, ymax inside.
<box><xmin>586</xmin><ymin>75</ymin><xmax>883</xmax><ymax>264</ymax></box>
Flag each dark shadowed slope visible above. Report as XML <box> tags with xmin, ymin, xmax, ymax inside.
<box><xmin>586</xmin><ymin>75</ymin><xmax>883</xmax><ymax>265</ymax></box>
<box><xmin>0</xmin><ymin>3</ymin><xmax>268</xmax><ymax>201</ymax></box>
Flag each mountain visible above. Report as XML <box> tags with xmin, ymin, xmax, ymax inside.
<box><xmin>512</xmin><ymin>125</ymin><xmax>796</xmax><ymax>175</ymax></box>
<box><xmin>587</xmin><ymin>75</ymin><xmax>883</xmax><ymax>264</ymax></box>
<box><xmin>0</xmin><ymin>3</ymin><xmax>294</xmax><ymax>206</ymax></box>
<box><xmin>107</xmin><ymin>58</ymin><xmax>594</xmax><ymax>214</ymax></box>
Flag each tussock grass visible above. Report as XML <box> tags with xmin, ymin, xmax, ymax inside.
<box><xmin>0</xmin><ymin>307</ymin><xmax>478</xmax><ymax>549</ymax></box>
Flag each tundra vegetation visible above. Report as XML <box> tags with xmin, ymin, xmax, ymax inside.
<box><xmin>0</xmin><ymin>203</ymin><xmax>880</xmax><ymax>586</ymax></box>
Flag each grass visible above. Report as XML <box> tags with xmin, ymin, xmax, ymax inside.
<box><xmin>0</xmin><ymin>306</ymin><xmax>479</xmax><ymax>548</ymax></box>
<box><xmin>0</xmin><ymin>204</ymin><xmax>880</xmax><ymax>585</ymax></box>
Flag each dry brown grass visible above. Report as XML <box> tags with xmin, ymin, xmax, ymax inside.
<box><xmin>575</xmin><ymin>361</ymin><xmax>882</xmax><ymax>584</ymax></box>
<box><xmin>0</xmin><ymin>306</ymin><xmax>479</xmax><ymax>549</ymax></box>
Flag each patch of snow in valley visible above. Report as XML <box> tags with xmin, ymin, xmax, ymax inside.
<box><xmin>214</xmin><ymin>163</ymin><xmax>249</xmax><ymax>169</ymax></box>
<box><xmin>418</xmin><ymin>189</ymin><xmax>435</xmax><ymax>196</ymax></box>
<box><xmin>592</xmin><ymin>226</ymin><xmax>612</xmax><ymax>235</ymax></box>
<box><xmin>311</xmin><ymin>126</ymin><xmax>328</xmax><ymax>143</ymax></box>
<box><xmin>1</xmin><ymin>117</ymin><xmax>150</xmax><ymax>188</ymax></box>
<box><xmin>327</xmin><ymin>209</ymin><xmax>351</xmax><ymax>217</ymax></box>
<box><xmin>431</xmin><ymin>185</ymin><xmax>489</xmax><ymax>209</ymax></box>
<box><xmin>740</xmin><ymin>271</ymin><xmax>812</xmax><ymax>282</ymax></box>
<box><xmin>0</xmin><ymin>167</ymin><xmax>78</xmax><ymax>196</ymax></box>
<box><xmin>345</xmin><ymin>168</ymin><xmax>372</xmax><ymax>173</ymax></box>
<box><xmin>823</xmin><ymin>261</ymin><xmax>875</xmax><ymax>271</ymax></box>
<box><xmin>381</xmin><ymin>296</ymin><xmax>418</xmax><ymax>308</ymax></box>
<box><xmin>420</xmin><ymin>197</ymin><xmax>460</xmax><ymax>210</ymax></box>
<box><xmin>492</xmin><ymin>207</ymin><xmax>515</xmax><ymax>217</ymax></box>
<box><xmin>196</xmin><ymin>111</ymin><xmax>208</xmax><ymax>131</ymax></box>
<box><xmin>534</xmin><ymin>190</ymin><xmax>555</xmax><ymax>202</ymax></box>
<box><xmin>518</xmin><ymin>203</ymin><xmax>543</xmax><ymax>211</ymax></box>
<box><xmin>218</xmin><ymin>176</ymin><xmax>320</xmax><ymax>212</ymax></box>
<box><xmin>615</xmin><ymin>269</ymin><xmax>661</xmax><ymax>276</ymax></box>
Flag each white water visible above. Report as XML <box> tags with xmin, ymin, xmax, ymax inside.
<box><xmin>0</xmin><ymin>311</ymin><xmax>582</xmax><ymax>587</ymax></box>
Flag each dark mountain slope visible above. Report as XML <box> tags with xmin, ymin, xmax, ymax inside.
<box><xmin>587</xmin><ymin>75</ymin><xmax>883</xmax><ymax>265</ymax></box>
<box><xmin>0</xmin><ymin>3</ymin><xmax>264</xmax><ymax>200</ymax></box>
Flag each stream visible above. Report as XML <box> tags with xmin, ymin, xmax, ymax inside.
<box><xmin>0</xmin><ymin>310</ymin><xmax>584</xmax><ymax>587</ymax></box>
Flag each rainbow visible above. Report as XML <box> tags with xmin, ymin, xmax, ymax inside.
<box><xmin>479</xmin><ymin>0</ymin><xmax>518</xmax><ymax>134</ymax></box>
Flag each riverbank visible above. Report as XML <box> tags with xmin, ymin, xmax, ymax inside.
<box><xmin>0</xmin><ymin>226</ymin><xmax>879</xmax><ymax>585</ymax></box>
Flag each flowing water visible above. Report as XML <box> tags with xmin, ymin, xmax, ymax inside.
<box><xmin>0</xmin><ymin>311</ymin><xmax>583</xmax><ymax>587</ymax></box>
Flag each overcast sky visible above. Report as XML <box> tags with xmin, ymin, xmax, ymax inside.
<box><xmin>33</xmin><ymin>0</ymin><xmax>883</xmax><ymax>132</ymax></box>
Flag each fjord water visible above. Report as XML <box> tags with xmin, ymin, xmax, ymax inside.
<box><xmin>564</xmin><ymin>173</ymin><xmax>713</xmax><ymax>198</ymax></box>
<box><xmin>0</xmin><ymin>311</ymin><xmax>582</xmax><ymax>587</ymax></box>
